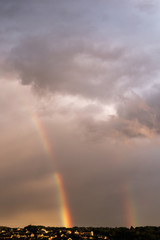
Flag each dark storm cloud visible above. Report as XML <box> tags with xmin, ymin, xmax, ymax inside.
<box><xmin>7</xmin><ymin>34</ymin><xmax>160</xmax><ymax>104</ymax></box>
<box><xmin>2</xmin><ymin>0</ymin><xmax>159</xmax><ymax>108</ymax></box>
<box><xmin>0</xmin><ymin>0</ymin><xmax>159</xmax><ymax>104</ymax></box>
<box><xmin>0</xmin><ymin>0</ymin><xmax>25</xmax><ymax>17</ymax></box>
<box><xmin>8</xmin><ymin>36</ymin><xmax>125</xmax><ymax>98</ymax></box>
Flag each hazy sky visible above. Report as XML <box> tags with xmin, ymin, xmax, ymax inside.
<box><xmin>1</xmin><ymin>0</ymin><xmax>160</xmax><ymax>228</ymax></box>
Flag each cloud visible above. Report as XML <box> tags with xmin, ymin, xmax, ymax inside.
<box><xmin>77</xmin><ymin>92</ymin><xmax>160</xmax><ymax>140</ymax></box>
<box><xmin>135</xmin><ymin>0</ymin><xmax>158</xmax><ymax>13</ymax></box>
<box><xmin>7</xmin><ymin>36</ymin><xmax>123</xmax><ymax>99</ymax></box>
<box><xmin>7</xmin><ymin>34</ymin><xmax>159</xmax><ymax>104</ymax></box>
<box><xmin>1</xmin><ymin>0</ymin><xmax>158</xmax><ymax>101</ymax></box>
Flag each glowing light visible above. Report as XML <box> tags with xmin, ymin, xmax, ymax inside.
<box><xmin>31</xmin><ymin>114</ymin><xmax>72</xmax><ymax>228</ymax></box>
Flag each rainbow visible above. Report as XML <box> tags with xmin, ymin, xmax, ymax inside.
<box><xmin>31</xmin><ymin>114</ymin><xmax>72</xmax><ymax>228</ymax></box>
<box><xmin>123</xmin><ymin>184</ymin><xmax>138</xmax><ymax>227</ymax></box>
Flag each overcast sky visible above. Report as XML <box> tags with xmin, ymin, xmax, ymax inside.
<box><xmin>1</xmin><ymin>0</ymin><xmax>160</xmax><ymax>228</ymax></box>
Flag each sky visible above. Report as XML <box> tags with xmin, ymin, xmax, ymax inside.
<box><xmin>0</xmin><ymin>0</ymin><xmax>160</xmax><ymax>228</ymax></box>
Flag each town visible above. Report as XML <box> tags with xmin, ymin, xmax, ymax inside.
<box><xmin>0</xmin><ymin>225</ymin><xmax>160</xmax><ymax>240</ymax></box>
<box><xmin>0</xmin><ymin>226</ymin><xmax>109</xmax><ymax>239</ymax></box>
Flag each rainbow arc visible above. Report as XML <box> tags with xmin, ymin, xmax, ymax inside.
<box><xmin>123</xmin><ymin>183</ymin><xmax>138</xmax><ymax>227</ymax></box>
<box><xmin>31</xmin><ymin>114</ymin><xmax>72</xmax><ymax>228</ymax></box>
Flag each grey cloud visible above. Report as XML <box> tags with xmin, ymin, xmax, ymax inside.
<box><xmin>115</xmin><ymin>92</ymin><xmax>160</xmax><ymax>138</ymax></box>
<box><xmin>8</xmin><ymin>36</ymin><xmax>123</xmax><ymax>99</ymax></box>
<box><xmin>2</xmin><ymin>0</ymin><xmax>159</xmax><ymax>102</ymax></box>
<box><xmin>0</xmin><ymin>0</ymin><xmax>108</xmax><ymax>48</ymax></box>
<box><xmin>76</xmin><ymin>92</ymin><xmax>160</xmax><ymax>140</ymax></box>
<box><xmin>7</xmin><ymin>35</ymin><xmax>160</xmax><ymax>103</ymax></box>
<box><xmin>146</xmin><ymin>84</ymin><xmax>160</xmax><ymax>109</ymax></box>
<box><xmin>135</xmin><ymin>0</ymin><xmax>158</xmax><ymax>13</ymax></box>
<box><xmin>0</xmin><ymin>1</ymin><xmax>25</xmax><ymax>18</ymax></box>
<box><xmin>116</xmin><ymin>94</ymin><xmax>158</xmax><ymax>131</ymax></box>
